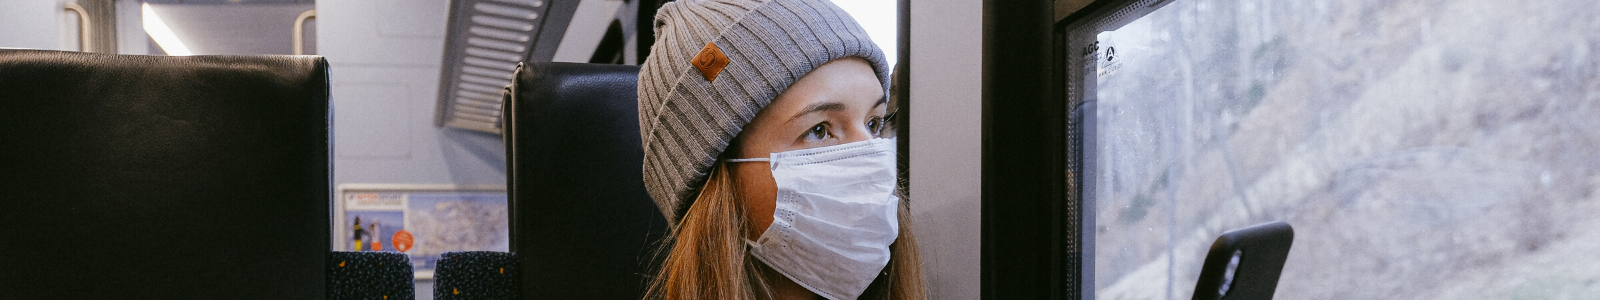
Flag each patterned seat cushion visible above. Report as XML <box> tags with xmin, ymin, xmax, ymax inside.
<box><xmin>434</xmin><ymin>251</ymin><xmax>520</xmax><ymax>300</ymax></box>
<box><xmin>328</xmin><ymin>251</ymin><xmax>415</xmax><ymax>300</ymax></box>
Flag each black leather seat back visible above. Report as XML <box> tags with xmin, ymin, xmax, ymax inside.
<box><xmin>503</xmin><ymin>62</ymin><xmax>669</xmax><ymax>299</ymax></box>
<box><xmin>0</xmin><ymin>50</ymin><xmax>331</xmax><ymax>299</ymax></box>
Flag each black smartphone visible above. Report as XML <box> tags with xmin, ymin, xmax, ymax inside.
<box><xmin>1191</xmin><ymin>221</ymin><xmax>1295</xmax><ymax>300</ymax></box>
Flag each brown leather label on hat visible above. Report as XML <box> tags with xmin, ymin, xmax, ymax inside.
<box><xmin>691</xmin><ymin>41</ymin><xmax>730</xmax><ymax>81</ymax></box>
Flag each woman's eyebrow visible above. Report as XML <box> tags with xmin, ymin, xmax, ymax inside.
<box><xmin>784</xmin><ymin>97</ymin><xmax>889</xmax><ymax>124</ymax></box>
<box><xmin>786</xmin><ymin>101</ymin><xmax>847</xmax><ymax>124</ymax></box>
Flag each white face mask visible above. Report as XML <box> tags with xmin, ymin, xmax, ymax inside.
<box><xmin>727</xmin><ymin>138</ymin><xmax>900</xmax><ymax>300</ymax></box>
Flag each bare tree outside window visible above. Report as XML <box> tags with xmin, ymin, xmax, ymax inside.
<box><xmin>1093</xmin><ymin>0</ymin><xmax>1600</xmax><ymax>298</ymax></box>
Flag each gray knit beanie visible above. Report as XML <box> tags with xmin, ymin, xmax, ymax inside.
<box><xmin>638</xmin><ymin>0</ymin><xmax>889</xmax><ymax>226</ymax></box>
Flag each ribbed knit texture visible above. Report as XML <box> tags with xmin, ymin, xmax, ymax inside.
<box><xmin>638</xmin><ymin>0</ymin><xmax>889</xmax><ymax>227</ymax></box>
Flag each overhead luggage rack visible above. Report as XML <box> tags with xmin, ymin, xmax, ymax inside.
<box><xmin>435</xmin><ymin>0</ymin><xmax>576</xmax><ymax>134</ymax></box>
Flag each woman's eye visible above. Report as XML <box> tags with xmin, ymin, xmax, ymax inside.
<box><xmin>867</xmin><ymin>117</ymin><xmax>883</xmax><ymax>136</ymax></box>
<box><xmin>804</xmin><ymin>123</ymin><xmax>831</xmax><ymax>142</ymax></box>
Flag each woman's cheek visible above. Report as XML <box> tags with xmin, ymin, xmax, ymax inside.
<box><xmin>733</xmin><ymin>161</ymin><xmax>780</xmax><ymax>238</ymax></box>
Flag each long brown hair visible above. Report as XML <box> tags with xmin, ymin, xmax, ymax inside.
<box><xmin>645</xmin><ymin>160</ymin><xmax>926</xmax><ymax>300</ymax></box>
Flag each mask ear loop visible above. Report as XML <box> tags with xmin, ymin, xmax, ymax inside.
<box><xmin>725</xmin><ymin>158</ymin><xmax>770</xmax><ymax>162</ymax></box>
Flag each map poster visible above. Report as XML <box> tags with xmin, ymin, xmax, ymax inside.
<box><xmin>335</xmin><ymin>184</ymin><xmax>508</xmax><ymax>279</ymax></box>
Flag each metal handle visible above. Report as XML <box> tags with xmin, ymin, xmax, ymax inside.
<box><xmin>293</xmin><ymin>9</ymin><xmax>316</xmax><ymax>55</ymax></box>
<box><xmin>64</xmin><ymin>2</ymin><xmax>91</xmax><ymax>52</ymax></box>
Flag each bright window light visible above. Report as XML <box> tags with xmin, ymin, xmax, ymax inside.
<box><xmin>830</xmin><ymin>0</ymin><xmax>897</xmax><ymax>70</ymax></box>
<box><xmin>142</xmin><ymin>3</ymin><xmax>193</xmax><ymax>56</ymax></box>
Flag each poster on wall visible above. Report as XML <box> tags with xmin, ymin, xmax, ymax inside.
<box><xmin>335</xmin><ymin>184</ymin><xmax>509</xmax><ymax>280</ymax></box>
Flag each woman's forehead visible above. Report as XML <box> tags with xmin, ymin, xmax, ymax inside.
<box><xmin>767</xmin><ymin>58</ymin><xmax>886</xmax><ymax>117</ymax></box>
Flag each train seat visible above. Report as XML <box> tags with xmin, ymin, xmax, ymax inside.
<box><xmin>0</xmin><ymin>50</ymin><xmax>331</xmax><ymax>298</ymax></box>
<box><xmin>501</xmin><ymin>62</ymin><xmax>671</xmax><ymax>299</ymax></box>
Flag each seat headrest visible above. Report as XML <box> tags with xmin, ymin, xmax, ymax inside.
<box><xmin>0</xmin><ymin>49</ymin><xmax>331</xmax><ymax>298</ymax></box>
<box><xmin>502</xmin><ymin>62</ymin><xmax>670</xmax><ymax>299</ymax></box>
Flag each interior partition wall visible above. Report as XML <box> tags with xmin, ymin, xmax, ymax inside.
<box><xmin>982</xmin><ymin>0</ymin><xmax>1068</xmax><ymax>298</ymax></box>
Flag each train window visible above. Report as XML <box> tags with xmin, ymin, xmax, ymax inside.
<box><xmin>138</xmin><ymin>3</ymin><xmax>316</xmax><ymax>55</ymax></box>
<box><xmin>1067</xmin><ymin>0</ymin><xmax>1600</xmax><ymax>298</ymax></box>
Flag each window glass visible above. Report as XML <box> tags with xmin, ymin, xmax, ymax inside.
<box><xmin>830</xmin><ymin>0</ymin><xmax>899</xmax><ymax>70</ymax></box>
<box><xmin>1093</xmin><ymin>0</ymin><xmax>1600</xmax><ymax>298</ymax></box>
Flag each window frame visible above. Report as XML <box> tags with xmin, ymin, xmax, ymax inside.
<box><xmin>979</xmin><ymin>0</ymin><xmax>1181</xmax><ymax>298</ymax></box>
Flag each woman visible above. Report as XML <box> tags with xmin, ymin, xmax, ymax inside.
<box><xmin>638</xmin><ymin>0</ymin><xmax>924</xmax><ymax>299</ymax></box>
